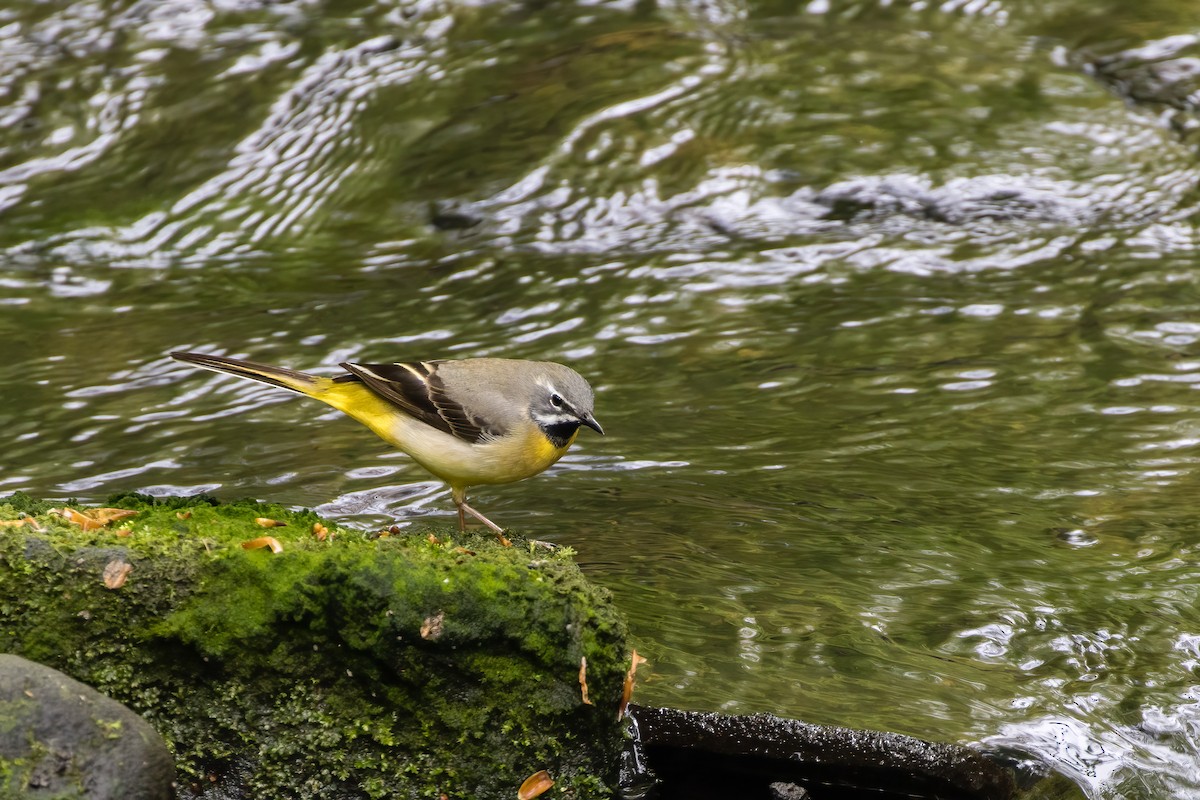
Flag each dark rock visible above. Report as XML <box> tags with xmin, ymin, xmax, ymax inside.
<box><xmin>0</xmin><ymin>654</ymin><xmax>175</xmax><ymax>799</ymax></box>
<box><xmin>1086</xmin><ymin>35</ymin><xmax>1200</xmax><ymax>113</ymax></box>
<box><xmin>813</xmin><ymin>175</ymin><xmax>1084</xmax><ymax>226</ymax></box>
<box><xmin>626</xmin><ymin>704</ymin><xmax>1021</xmax><ymax>800</ymax></box>
<box><xmin>430</xmin><ymin>199</ymin><xmax>485</xmax><ymax>229</ymax></box>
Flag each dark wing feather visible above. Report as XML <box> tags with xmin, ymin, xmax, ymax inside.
<box><xmin>337</xmin><ymin>361</ymin><xmax>490</xmax><ymax>443</ymax></box>
<box><xmin>425</xmin><ymin>377</ymin><xmax>499</xmax><ymax>441</ymax></box>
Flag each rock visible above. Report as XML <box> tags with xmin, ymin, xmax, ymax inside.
<box><xmin>430</xmin><ymin>199</ymin><xmax>485</xmax><ymax>230</ymax></box>
<box><xmin>768</xmin><ymin>781</ymin><xmax>810</xmax><ymax>799</ymax></box>
<box><xmin>812</xmin><ymin>175</ymin><xmax>1086</xmax><ymax>226</ymax></box>
<box><xmin>0</xmin><ymin>654</ymin><xmax>175</xmax><ymax>799</ymax></box>
<box><xmin>1085</xmin><ymin>35</ymin><xmax>1200</xmax><ymax>113</ymax></box>
<box><xmin>0</xmin><ymin>493</ymin><xmax>630</xmax><ymax>799</ymax></box>
<box><xmin>627</xmin><ymin>704</ymin><xmax>1022</xmax><ymax>800</ymax></box>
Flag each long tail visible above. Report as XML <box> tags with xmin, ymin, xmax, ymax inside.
<box><xmin>170</xmin><ymin>351</ymin><xmax>402</xmax><ymax>447</ymax></box>
<box><xmin>170</xmin><ymin>351</ymin><xmax>328</xmax><ymax>396</ymax></box>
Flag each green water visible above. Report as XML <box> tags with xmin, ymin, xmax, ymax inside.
<box><xmin>4</xmin><ymin>0</ymin><xmax>1200</xmax><ymax>796</ymax></box>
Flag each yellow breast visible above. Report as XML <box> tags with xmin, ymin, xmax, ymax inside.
<box><xmin>472</xmin><ymin>421</ymin><xmax>578</xmax><ymax>487</ymax></box>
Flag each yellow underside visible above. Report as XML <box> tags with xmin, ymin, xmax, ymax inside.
<box><xmin>300</xmin><ymin>378</ymin><xmax>576</xmax><ymax>490</ymax></box>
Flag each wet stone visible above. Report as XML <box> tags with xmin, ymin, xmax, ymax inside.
<box><xmin>0</xmin><ymin>654</ymin><xmax>175</xmax><ymax>800</ymax></box>
<box><xmin>768</xmin><ymin>781</ymin><xmax>811</xmax><ymax>799</ymax></box>
<box><xmin>626</xmin><ymin>704</ymin><xmax>1023</xmax><ymax>800</ymax></box>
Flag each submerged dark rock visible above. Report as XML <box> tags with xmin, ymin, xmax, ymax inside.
<box><xmin>0</xmin><ymin>654</ymin><xmax>175</xmax><ymax>800</ymax></box>
<box><xmin>625</xmin><ymin>705</ymin><xmax>1022</xmax><ymax>800</ymax></box>
<box><xmin>430</xmin><ymin>199</ymin><xmax>486</xmax><ymax>229</ymax></box>
<box><xmin>1084</xmin><ymin>34</ymin><xmax>1200</xmax><ymax>113</ymax></box>
<box><xmin>813</xmin><ymin>175</ymin><xmax>1088</xmax><ymax>226</ymax></box>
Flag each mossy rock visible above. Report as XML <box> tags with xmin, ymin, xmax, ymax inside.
<box><xmin>0</xmin><ymin>492</ymin><xmax>630</xmax><ymax>799</ymax></box>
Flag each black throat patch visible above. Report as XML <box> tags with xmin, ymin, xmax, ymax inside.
<box><xmin>540</xmin><ymin>419</ymin><xmax>580</xmax><ymax>449</ymax></box>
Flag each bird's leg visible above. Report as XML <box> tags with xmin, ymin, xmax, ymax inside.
<box><xmin>460</xmin><ymin>501</ymin><xmax>504</xmax><ymax>534</ymax></box>
<box><xmin>452</xmin><ymin>487</ymin><xmax>512</xmax><ymax>546</ymax></box>
<box><xmin>461</xmin><ymin>502</ymin><xmax>513</xmax><ymax>547</ymax></box>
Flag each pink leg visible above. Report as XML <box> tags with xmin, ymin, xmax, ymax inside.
<box><xmin>452</xmin><ymin>487</ymin><xmax>511</xmax><ymax>545</ymax></box>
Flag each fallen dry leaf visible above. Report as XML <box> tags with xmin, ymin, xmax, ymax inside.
<box><xmin>54</xmin><ymin>507</ymin><xmax>136</xmax><ymax>531</ymax></box>
<box><xmin>176</xmin><ymin>511</ymin><xmax>192</xmax><ymax>520</ymax></box>
<box><xmin>114</xmin><ymin>528</ymin><xmax>132</xmax><ymax>538</ymax></box>
<box><xmin>420</xmin><ymin>611</ymin><xmax>445</xmax><ymax>641</ymax></box>
<box><xmin>579</xmin><ymin>656</ymin><xmax>592</xmax><ymax>705</ymax></box>
<box><xmin>103</xmin><ymin>559</ymin><xmax>132</xmax><ymax>589</ymax></box>
<box><xmin>312</xmin><ymin>522</ymin><xmax>328</xmax><ymax>541</ymax></box>
<box><xmin>255</xmin><ymin>517</ymin><xmax>286</xmax><ymax>528</ymax></box>
<box><xmin>57</xmin><ymin>507</ymin><xmax>104</xmax><ymax>531</ymax></box>
<box><xmin>12</xmin><ymin>515</ymin><xmax>45</xmax><ymax>532</ymax></box>
<box><xmin>90</xmin><ymin>508</ymin><xmax>137</xmax><ymax>525</ymax></box>
<box><xmin>427</xmin><ymin>533</ymin><xmax>441</xmax><ymax>544</ymax></box>
<box><xmin>241</xmin><ymin>536</ymin><xmax>283</xmax><ymax>554</ymax></box>
<box><xmin>617</xmin><ymin>650</ymin><xmax>648</xmax><ymax>720</ymax></box>
<box><xmin>518</xmin><ymin>770</ymin><xmax>554</xmax><ymax>800</ymax></box>
<box><xmin>0</xmin><ymin>519</ymin><xmax>28</xmax><ymax>528</ymax></box>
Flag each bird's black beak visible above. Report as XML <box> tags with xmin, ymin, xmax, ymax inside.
<box><xmin>579</xmin><ymin>414</ymin><xmax>604</xmax><ymax>436</ymax></box>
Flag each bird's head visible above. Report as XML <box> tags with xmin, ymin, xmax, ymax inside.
<box><xmin>529</xmin><ymin>365</ymin><xmax>603</xmax><ymax>448</ymax></box>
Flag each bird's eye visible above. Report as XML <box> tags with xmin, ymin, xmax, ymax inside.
<box><xmin>550</xmin><ymin>393</ymin><xmax>564</xmax><ymax>408</ymax></box>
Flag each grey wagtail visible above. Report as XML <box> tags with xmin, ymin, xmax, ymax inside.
<box><xmin>169</xmin><ymin>351</ymin><xmax>603</xmax><ymax>538</ymax></box>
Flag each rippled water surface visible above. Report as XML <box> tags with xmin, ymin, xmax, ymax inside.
<box><xmin>5</xmin><ymin>0</ymin><xmax>1200</xmax><ymax>796</ymax></box>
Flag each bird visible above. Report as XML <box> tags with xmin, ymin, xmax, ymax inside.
<box><xmin>169</xmin><ymin>351</ymin><xmax>604</xmax><ymax>541</ymax></box>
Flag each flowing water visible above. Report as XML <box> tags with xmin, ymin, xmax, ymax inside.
<box><xmin>4</xmin><ymin>0</ymin><xmax>1200</xmax><ymax>796</ymax></box>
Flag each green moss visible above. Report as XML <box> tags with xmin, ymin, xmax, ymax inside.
<box><xmin>0</xmin><ymin>493</ymin><xmax>630</xmax><ymax>799</ymax></box>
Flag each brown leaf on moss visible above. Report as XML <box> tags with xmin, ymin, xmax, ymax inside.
<box><xmin>517</xmin><ymin>770</ymin><xmax>554</xmax><ymax>800</ymax></box>
<box><xmin>103</xmin><ymin>559</ymin><xmax>132</xmax><ymax>589</ymax></box>
<box><xmin>420</xmin><ymin>611</ymin><xmax>444</xmax><ymax>640</ymax></box>
<box><xmin>579</xmin><ymin>656</ymin><xmax>592</xmax><ymax>705</ymax></box>
<box><xmin>312</xmin><ymin>522</ymin><xmax>328</xmax><ymax>541</ymax></box>
<box><xmin>176</xmin><ymin>511</ymin><xmax>192</xmax><ymax>520</ymax></box>
<box><xmin>617</xmin><ymin>650</ymin><xmax>648</xmax><ymax>720</ymax></box>
<box><xmin>90</xmin><ymin>508</ymin><xmax>137</xmax><ymax>525</ymax></box>
<box><xmin>54</xmin><ymin>507</ymin><xmax>136</xmax><ymax>531</ymax></box>
<box><xmin>114</xmin><ymin>528</ymin><xmax>132</xmax><ymax>538</ymax></box>
<box><xmin>241</xmin><ymin>536</ymin><xmax>283</xmax><ymax>554</ymax></box>
<box><xmin>56</xmin><ymin>507</ymin><xmax>104</xmax><ymax>531</ymax></box>
<box><xmin>254</xmin><ymin>517</ymin><xmax>286</xmax><ymax>528</ymax></box>
<box><xmin>0</xmin><ymin>519</ymin><xmax>29</xmax><ymax>528</ymax></box>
